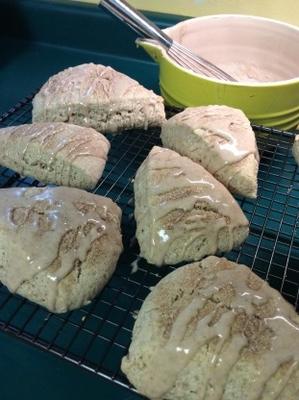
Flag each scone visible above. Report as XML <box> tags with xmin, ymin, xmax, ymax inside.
<box><xmin>32</xmin><ymin>63</ymin><xmax>166</xmax><ymax>134</ymax></box>
<box><xmin>0</xmin><ymin>122</ymin><xmax>110</xmax><ymax>190</ymax></box>
<box><xmin>161</xmin><ymin>105</ymin><xmax>259</xmax><ymax>198</ymax></box>
<box><xmin>134</xmin><ymin>146</ymin><xmax>249</xmax><ymax>266</ymax></box>
<box><xmin>0</xmin><ymin>187</ymin><xmax>123</xmax><ymax>313</ymax></box>
<box><xmin>122</xmin><ymin>256</ymin><xmax>299</xmax><ymax>400</ymax></box>
<box><xmin>293</xmin><ymin>135</ymin><xmax>299</xmax><ymax>165</ymax></box>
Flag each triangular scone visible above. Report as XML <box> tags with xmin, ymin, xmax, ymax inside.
<box><xmin>0</xmin><ymin>187</ymin><xmax>123</xmax><ymax>313</ymax></box>
<box><xmin>161</xmin><ymin>105</ymin><xmax>259</xmax><ymax>198</ymax></box>
<box><xmin>122</xmin><ymin>256</ymin><xmax>299</xmax><ymax>400</ymax></box>
<box><xmin>134</xmin><ymin>146</ymin><xmax>249</xmax><ymax>266</ymax></box>
<box><xmin>0</xmin><ymin>122</ymin><xmax>109</xmax><ymax>190</ymax></box>
<box><xmin>32</xmin><ymin>63</ymin><xmax>166</xmax><ymax>134</ymax></box>
<box><xmin>293</xmin><ymin>135</ymin><xmax>299</xmax><ymax>165</ymax></box>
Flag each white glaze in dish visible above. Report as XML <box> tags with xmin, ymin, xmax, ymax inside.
<box><xmin>164</xmin><ymin>15</ymin><xmax>299</xmax><ymax>83</ymax></box>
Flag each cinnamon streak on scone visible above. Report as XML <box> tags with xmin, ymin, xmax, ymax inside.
<box><xmin>32</xmin><ymin>63</ymin><xmax>166</xmax><ymax>134</ymax></box>
<box><xmin>134</xmin><ymin>146</ymin><xmax>249</xmax><ymax>266</ymax></box>
<box><xmin>161</xmin><ymin>105</ymin><xmax>259</xmax><ymax>198</ymax></box>
<box><xmin>0</xmin><ymin>122</ymin><xmax>110</xmax><ymax>190</ymax></box>
<box><xmin>0</xmin><ymin>187</ymin><xmax>123</xmax><ymax>313</ymax></box>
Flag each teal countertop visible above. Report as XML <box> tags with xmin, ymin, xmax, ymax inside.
<box><xmin>0</xmin><ymin>331</ymin><xmax>139</xmax><ymax>400</ymax></box>
<box><xmin>0</xmin><ymin>0</ymin><xmax>183</xmax><ymax>113</ymax></box>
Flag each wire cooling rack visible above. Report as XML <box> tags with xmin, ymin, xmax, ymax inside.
<box><xmin>0</xmin><ymin>94</ymin><xmax>298</xmax><ymax>395</ymax></box>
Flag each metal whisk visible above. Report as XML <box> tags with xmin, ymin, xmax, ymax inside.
<box><xmin>98</xmin><ymin>0</ymin><xmax>235</xmax><ymax>81</ymax></box>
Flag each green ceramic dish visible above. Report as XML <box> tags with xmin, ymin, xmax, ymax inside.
<box><xmin>138</xmin><ymin>15</ymin><xmax>299</xmax><ymax>130</ymax></box>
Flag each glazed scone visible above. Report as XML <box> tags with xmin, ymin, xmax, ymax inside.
<box><xmin>32</xmin><ymin>63</ymin><xmax>166</xmax><ymax>134</ymax></box>
<box><xmin>161</xmin><ymin>105</ymin><xmax>259</xmax><ymax>198</ymax></box>
<box><xmin>293</xmin><ymin>135</ymin><xmax>299</xmax><ymax>165</ymax></box>
<box><xmin>122</xmin><ymin>256</ymin><xmax>299</xmax><ymax>400</ymax></box>
<box><xmin>134</xmin><ymin>146</ymin><xmax>249</xmax><ymax>266</ymax></box>
<box><xmin>0</xmin><ymin>187</ymin><xmax>123</xmax><ymax>313</ymax></box>
<box><xmin>0</xmin><ymin>122</ymin><xmax>110</xmax><ymax>190</ymax></box>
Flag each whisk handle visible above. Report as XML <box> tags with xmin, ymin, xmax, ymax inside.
<box><xmin>99</xmin><ymin>0</ymin><xmax>172</xmax><ymax>48</ymax></box>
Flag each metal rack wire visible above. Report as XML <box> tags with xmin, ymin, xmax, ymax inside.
<box><xmin>0</xmin><ymin>94</ymin><xmax>298</xmax><ymax>395</ymax></box>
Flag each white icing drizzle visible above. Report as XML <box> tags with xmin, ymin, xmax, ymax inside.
<box><xmin>0</xmin><ymin>122</ymin><xmax>109</xmax><ymax>187</ymax></box>
<box><xmin>36</xmin><ymin>64</ymin><xmax>146</xmax><ymax>108</ymax></box>
<box><xmin>32</xmin><ymin>64</ymin><xmax>165</xmax><ymax>133</ymax></box>
<box><xmin>163</xmin><ymin>105</ymin><xmax>259</xmax><ymax>176</ymax></box>
<box><xmin>0</xmin><ymin>187</ymin><xmax>116</xmax><ymax>311</ymax></box>
<box><xmin>137</xmin><ymin>261</ymin><xmax>299</xmax><ymax>400</ymax></box>
<box><xmin>130</xmin><ymin>255</ymin><xmax>141</xmax><ymax>274</ymax></box>
<box><xmin>136</xmin><ymin>147</ymin><xmax>248</xmax><ymax>266</ymax></box>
